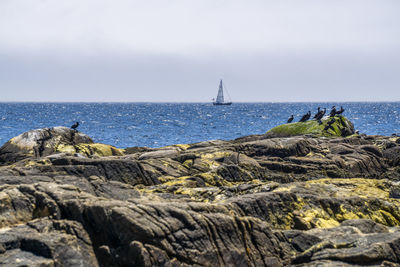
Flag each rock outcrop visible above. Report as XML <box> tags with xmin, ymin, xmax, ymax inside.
<box><xmin>0</xmin><ymin>127</ymin><xmax>122</xmax><ymax>165</ymax></box>
<box><xmin>0</xmin><ymin>118</ymin><xmax>399</xmax><ymax>266</ymax></box>
<box><xmin>266</xmin><ymin>116</ymin><xmax>355</xmax><ymax>138</ymax></box>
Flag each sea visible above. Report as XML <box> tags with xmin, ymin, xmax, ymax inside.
<box><xmin>0</xmin><ymin>102</ymin><xmax>399</xmax><ymax>148</ymax></box>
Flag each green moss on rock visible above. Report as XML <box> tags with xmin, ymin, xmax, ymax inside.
<box><xmin>266</xmin><ymin>116</ymin><xmax>355</xmax><ymax>138</ymax></box>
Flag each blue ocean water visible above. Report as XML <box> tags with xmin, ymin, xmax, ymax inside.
<box><xmin>0</xmin><ymin>103</ymin><xmax>399</xmax><ymax>148</ymax></box>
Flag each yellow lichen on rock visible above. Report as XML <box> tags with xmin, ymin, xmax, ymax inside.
<box><xmin>197</xmin><ymin>172</ymin><xmax>232</xmax><ymax>187</ymax></box>
<box><xmin>55</xmin><ymin>144</ymin><xmax>76</xmax><ymax>154</ymax></box>
<box><xmin>197</xmin><ymin>172</ymin><xmax>217</xmax><ymax>186</ymax></box>
<box><xmin>157</xmin><ymin>175</ymin><xmax>177</xmax><ymax>184</ymax></box>
<box><xmin>159</xmin><ymin>176</ymin><xmax>195</xmax><ymax>187</ymax></box>
<box><xmin>75</xmin><ymin>143</ymin><xmax>124</xmax><ymax>157</ymax></box>
<box><xmin>174</xmin><ymin>144</ymin><xmax>191</xmax><ymax>150</ymax></box>
<box><xmin>335</xmin><ymin>205</ymin><xmax>362</xmax><ymax>221</ymax></box>
<box><xmin>314</xmin><ymin>218</ymin><xmax>340</xmax><ymax>228</ymax></box>
<box><xmin>200</xmin><ymin>151</ymin><xmax>232</xmax><ymax>160</ymax></box>
<box><xmin>301</xmin><ymin>208</ymin><xmax>340</xmax><ymax>228</ymax></box>
<box><xmin>56</xmin><ymin>143</ymin><xmax>123</xmax><ymax>157</ymax></box>
<box><xmin>182</xmin><ymin>159</ymin><xmax>193</xmax><ymax>168</ymax></box>
<box><xmin>307</xmin><ymin>178</ymin><xmax>390</xmax><ymax>199</ymax></box>
<box><xmin>379</xmin><ymin>210</ymin><xmax>398</xmax><ymax>226</ymax></box>
<box><xmin>24</xmin><ymin>159</ymin><xmax>50</xmax><ymax>167</ymax></box>
<box><xmin>196</xmin><ymin>158</ymin><xmax>221</xmax><ymax>170</ymax></box>
<box><xmin>270</xmin><ymin>178</ymin><xmax>400</xmax><ymax>229</ymax></box>
<box><xmin>273</xmin><ymin>184</ymin><xmax>297</xmax><ymax>193</ymax></box>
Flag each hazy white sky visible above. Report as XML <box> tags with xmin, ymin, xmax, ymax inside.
<box><xmin>0</xmin><ymin>0</ymin><xmax>399</xmax><ymax>102</ymax></box>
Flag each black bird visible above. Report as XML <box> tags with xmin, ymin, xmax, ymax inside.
<box><xmin>299</xmin><ymin>114</ymin><xmax>307</xmax><ymax>122</ymax></box>
<box><xmin>71</xmin><ymin>122</ymin><xmax>80</xmax><ymax>130</ymax></box>
<box><xmin>313</xmin><ymin>108</ymin><xmax>321</xmax><ymax>119</ymax></box>
<box><xmin>336</xmin><ymin>106</ymin><xmax>345</xmax><ymax>115</ymax></box>
<box><xmin>287</xmin><ymin>115</ymin><xmax>294</xmax><ymax>123</ymax></box>
<box><xmin>329</xmin><ymin>106</ymin><xmax>337</xmax><ymax>117</ymax></box>
<box><xmin>305</xmin><ymin>111</ymin><xmax>311</xmax><ymax>121</ymax></box>
<box><xmin>314</xmin><ymin>108</ymin><xmax>326</xmax><ymax>121</ymax></box>
<box><xmin>299</xmin><ymin>111</ymin><xmax>311</xmax><ymax>122</ymax></box>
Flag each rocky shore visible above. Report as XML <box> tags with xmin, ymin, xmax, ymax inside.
<box><xmin>0</xmin><ymin>117</ymin><xmax>400</xmax><ymax>266</ymax></box>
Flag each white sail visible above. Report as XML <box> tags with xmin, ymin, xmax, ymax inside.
<box><xmin>213</xmin><ymin>79</ymin><xmax>232</xmax><ymax>105</ymax></box>
<box><xmin>216</xmin><ymin>80</ymin><xmax>224</xmax><ymax>103</ymax></box>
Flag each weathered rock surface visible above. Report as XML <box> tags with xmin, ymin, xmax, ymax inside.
<box><xmin>0</xmin><ymin>127</ymin><xmax>122</xmax><ymax>165</ymax></box>
<box><xmin>0</xmin><ymin>218</ymin><xmax>98</xmax><ymax>267</ymax></box>
<box><xmin>0</xmin><ymin>118</ymin><xmax>400</xmax><ymax>266</ymax></box>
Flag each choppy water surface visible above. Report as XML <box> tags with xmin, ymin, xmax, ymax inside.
<box><xmin>0</xmin><ymin>102</ymin><xmax>399</xmax><ymax>148</ymax></box>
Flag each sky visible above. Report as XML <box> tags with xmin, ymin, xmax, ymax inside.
<box><xmin>0</xmin><ymin>0</ymin><xmax>399</xmax><ymax>102</ymax></box>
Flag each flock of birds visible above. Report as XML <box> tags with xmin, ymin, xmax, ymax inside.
<box><xmin>287</xmin><ymin>105</ymin><xmax>345</xmax><ymax>125</ymax></box>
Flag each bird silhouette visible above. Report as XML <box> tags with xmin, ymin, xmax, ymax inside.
<box><xmin>71</xmin><ymin>122</ymin><xmax>80</xmax><ymax>130</ymax></box>
<box><xmin>329</xmin><ymin>106</ymin><xmax>337</xmax><ymax>117</ymax></box>
<box><xmin>314</xmin><ymin>108</ymin><xmax>326</xmax><ymax>121</ymax></box>
<box><xmin>287</xmin><ymin>115</ymin><xmax>294</xmax><ymax>123</ymax></box>
<box><xmin>336</xmin><ymin>106</ymin><xmax>345</xmax><ymax>115</ymax></box>
<box><xmin>299</xmin><ymin>111</ymin><xmax>311</xmax><ymax>122</ymax></box>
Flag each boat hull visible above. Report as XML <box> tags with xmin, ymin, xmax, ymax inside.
<box><xmin>213</xmin><ymin>102</ymin><xmax>232</xmax><ymax>106</ymax></box>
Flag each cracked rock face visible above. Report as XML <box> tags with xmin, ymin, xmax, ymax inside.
<box><xmin>1</xmin><ymin>122</ymin><xmax>400</xmax><ymax>266</ymax></box>
<box><xmin>0</xmin><ymin>218</ymin><xmax>98</xmax><ymax>267</ymax></box>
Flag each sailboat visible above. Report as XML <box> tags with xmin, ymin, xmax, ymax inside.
<box><xmin>212</xmin><ymin>79</ymin><xmax>232</xmax><ymax>105</ymax></box>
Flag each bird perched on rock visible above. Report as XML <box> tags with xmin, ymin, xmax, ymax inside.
<box><xmin>314</xmin><ymin>108</ymin><xmax>326</xmax><ymax>120</ymax></box>
<box><xmin>306</xmin><ymin>111</ymin><xmax>311</xmax><ymax>121</ymax></box>
<box><xmin>287</xmin><ymin>115</ymin><xmax>294</xmax><ymax>123</ymax></box>
<box><xmin>336</xmin><ymin>106</ymin><xmax>345</xmax><ymax>115</ymax></box>
<box><xmin>299</xmin><ymin>111</ymin><xmax>311</xmax><ymax>122</ymax></box>
<box><xmin>314</xmin><ymin>108</ymin><xmax>326</xmax><ymax>124</ymax></box>
<box><xmin>71</xmin><ymin>122</ymin><xmax>80</xmax><ymax>130</ymax></box>
<box><xmin>313</xmin><ymin>107</ymin><xmax>321</xmax><ymax>119</ymax></box>
<box><xmin>329</xmin><ymin>106</ymin><xmax>337</xmax><ymax>117</ymax></box>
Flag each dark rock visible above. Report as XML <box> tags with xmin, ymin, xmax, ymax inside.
<box><xmin>0</xmin><ymin>218</ymin><xmax>98</xmax><ymax>266</ymax></box>
<box><xmin>383</xmin><ymin>146</ymin><xmax>400</xmax><ymax>166</ymax></box>
<box><xmin>283</xmin><ymin>231</ymin><xmax>322</xmax><ymax>252</ymax></box>
<box><xmin>240</xmin><ymin>137</ymin><xmax>315</xmax><ymax>158</ymax></box>
<box><xmin>138</xmin><ymin>149</ymin><xmax>179</xmax><ymax>160</ymax></box>
<box><xmin>293</xmin><ymin>216</ymin><xmax>312</xmax><ymax>230</ymax></box>
<box><xmin>341</xmin><ymin>219</ymin><xmax>388</xmax><ymax>233</ymax></box>
<box><xmin>291</xmin><ymin>225</ymin><xmax>400</xmax><ymax>265</ymax></box>
<box><xmin>360</xmin><ymin>145</ymin><xmax>383</xmax><ymax>157</ymax></box>
<box><xmin>389</xmin><ymin>184</ymin><xmax>400</xmax><ymax>199</ymax></box>
<box><xmin>0</xmin><ymin>183</ymin><xmax>294</xmax><ymax>266</ymax></box>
